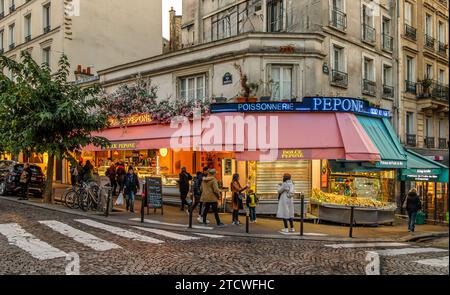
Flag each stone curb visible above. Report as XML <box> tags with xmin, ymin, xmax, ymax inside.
<box><xmin>1</xmin><ymin>196</ymin><xmax>447</xmax><ymax>243</ymax></box>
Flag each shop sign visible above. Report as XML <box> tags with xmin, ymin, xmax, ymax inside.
<box><xmin>210</xmin><ymin>97</ymin><xmax>391</xmax><ymax>118</ymax></box>
<box><xmin>145</xmin><ymin>177</ymin><xmax>163</xmax><ymax>211</ymax></box>
<box><xmin>404</xmin><ymin>174</ymin><xmax>439</xmax><ymax>181</ymax></box>
<box><xmin>223</xmin><ymin>72</ymin><xmax>233</xmax><ymax>85</ymax></box>
<box><xmin>108</xmin><ymin>114</ymin><xmax>152</xmax><ymax>127</ymax></box>
<box><xmin>107</xmin><ymin>142</ymin><xmax>137</xmax><ymax>150</ymax></box>
<box><xmin>279</xmin><ymin>149</ymin><xmax>304</xmax><ymax>160</ymax></box>
<box><xmin>375</xmin><ymin>160</ymin><xmax>406</xmax><ymax>168</ymax></box>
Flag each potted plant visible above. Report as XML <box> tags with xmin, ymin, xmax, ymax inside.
<box><xmin>258</xmin><ymin>79</ymin><xmax>275</xmax><ymax>102</ymax></box>
<box><xmin>234</xmin><ymin>63</ymin><xmax>258</xmax><ymax>103</ymax></box>
<box><xmin>421</xmin><ymin>78</ymin><xmax>432</xmax><ymax>96</ymax></box>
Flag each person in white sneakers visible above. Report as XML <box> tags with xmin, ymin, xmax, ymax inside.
<box><xmin>276</xmin><ymin>173</ymin><xmax>296</xmax><ymax>233</ymax></box>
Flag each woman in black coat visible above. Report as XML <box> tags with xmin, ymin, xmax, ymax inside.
<box><xmin>405</xmin><ymin>188</ymin><xmax>422</xmax><ymax>232</ymax></box>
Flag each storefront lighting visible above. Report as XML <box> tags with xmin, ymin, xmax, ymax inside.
<box><xmin>159</xmin><ymin>148</ymin><xmax>168</xmax><ymax>157</ymax></box>
<box><xmin>113</xmin><ymin>151</ymin><xmax>119</xmax><ymax>156</ymax></box>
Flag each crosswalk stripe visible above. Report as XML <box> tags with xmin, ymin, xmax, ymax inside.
<box><xmin>133</xmin><ymin>227</ymin><xmax>200</xmax><ymax>241</ymax></box>
<box><xmin>374</xmin><ymin>247</ymin><xmax>448</xmax><ymax>256</ymax></box>
<box><xmin>39</xmin><ymin>220</ymin><xmax>121</xmax><ymax>251</ymax></box>
<box><xmin>129</xmin><ymin>218</ymin><xmax>214</xmax><ymax>230</ymax></box>
<box><xmin>0</xmin><ymin>223</ymin><xmax>67</xmax><ymax>260</ymax></box>
<box><xmin>74</xmin><ymin>219</ymin><xmax>164</xmax><ymax>244</ymax></box>
<box><xmin>193</xmin><ymin>233</ymin><xmax>225</xmax><ymax>238</ymax></box>
<box><xmin>414</xmin><ymin>256</ymin><xmax>449</xmax><ymax>268</ymax></box>
<box><xmin>325</xmin><ymin>242</ymin><xmax>409</xmax><ymax>249</ymax></box>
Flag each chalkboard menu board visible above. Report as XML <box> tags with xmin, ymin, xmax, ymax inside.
<box><xmin>145</xmin><ymin>177</ymin><xmax>163</xmax><ymax>209</ymax></box>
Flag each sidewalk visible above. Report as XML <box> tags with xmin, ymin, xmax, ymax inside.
<box><xmin>1</xmin><ymin>194</ymin><xmax>448</xmax><ymax>242</ymax></box>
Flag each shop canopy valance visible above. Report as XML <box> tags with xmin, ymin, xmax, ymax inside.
<box><xmin>400</xmin><ymin>149</ymin><xmax>449</xmax><ymax>183</ymax></box>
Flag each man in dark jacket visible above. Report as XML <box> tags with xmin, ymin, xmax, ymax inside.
<box><xmin>406</xmin><ymin>188</ymin><xmax>422</xmax><ymax>232</ymax></box>
<box><xmin>116</xmin><ymin>162</ymin><xmax>126</xmax><ymax>194</ymax></box>
<box><xmin>18</xmin><ymin>163</ymin><xmax>32</xmax><ymax>200</ymax></box>
<box><xmin>105</xmin><ymin>164</ymin><xmax>117</xmax><ymax>196</ymax></box>
<box><xmin>123</xmin><ymin>166</ymin><xmax>140</xmax><ymax>213</ymax></box>
<box><xmin>178</xmin><ymin>167</ymin><xmax>192</xmax><ymax>211</ymax></box>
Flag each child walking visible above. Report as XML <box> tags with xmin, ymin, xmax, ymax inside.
<box><xmin>246</xmin><ymin>190</ymin><xmax>258</xmax><ymax>223</ymax></box>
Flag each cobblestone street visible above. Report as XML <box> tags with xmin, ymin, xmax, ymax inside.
<box><xmin>0</xmin><ymin>199</ymin><xmax>448</xmax><ymax>275</ymax></box>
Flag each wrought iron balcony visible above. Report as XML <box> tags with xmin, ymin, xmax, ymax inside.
<box><xmin>43</xmin><ymin>26</ymin><xmax>51</xmax><ymax>34</ymax></box>
<box><xmin>362</xmin><ymin>24</ymin><xmax>376</xmax><ymax>44</ymax></box>
<box><xmin>404</xmin><ymin>24</ymin><xmax>417</xmax><ymax>40</ymax></box>
<box><xmin>438</xmin><ymin>41</ymin><xmax>447</xmax><ymax>56</ymax></box>
<box><xmin>405</xmin><ymin>80</ymin><xmax>417</xmax><ymax>94</ymax></box>
<box><xmin>9</xmin><ymin>43</ymin><xmax>15</xmax><ymax>50</ymax></box>
<box><xmin>438</xmin><ymin>138</ymin><xmax>448</xmax><ymax>149</ymax></box>
<box><xmin>330</xmin><ymin>70</ymin><xmax>348</xmax><ymax>87</ymax></box>
<box><xmin>383</xmin><ymin>85</ymin><xmax>394</xmax><ymax>98</ymax></box>
<box><xmin>362</xmin><ymin>79</ymin><xmax>376</xmax><ymax>96</ymax></box>
<box><xmin>425</xmin><ymin>34</ymin><xmax>435</xmax><ymax>49</ymax></box>
<box><xmin>330</xmin><ymin>9</ymin><xmax>347</xmax><ymax>30</ymax></box>
<box><xmin>25</xmin><ymin>35</ymin><xmax>31</xmax><ymax>43</ymax></box>
<box><xmin>406</xmin><ymin>134</ymin><xmax>417</xmax><ymax>147</ymax></box>
<box><xmin>425</xmin><ymin>137</ymin><xmax>435</xmax><ymax>149</ymax></box>
<box><xmin>382</xmin><ymin>34</ymin><xmax>393</xmax><ymax>51</ymax></box>
<box><xmin>417</xmin><ymin>80</ymin><xmax>449</xmax><ymax>102</ymax></box>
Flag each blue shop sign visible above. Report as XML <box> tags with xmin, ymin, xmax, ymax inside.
<box><xmin>210</xmin><ymin>97</ymin><xmax>391</xmax><ymax>118</ymax></box>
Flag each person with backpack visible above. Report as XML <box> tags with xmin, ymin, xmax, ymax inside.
<box><xmin>277</xmin><ymin>173</ymin><xmax>295</xmax><ymax>233</ymax></box>
<box><xmin>115</xmin><ymin>161</ymin><xmax>126</xmax><ymax>194</ymax></box>
<box><xmin>405</xmin><ymin>188</ymin><xmax>422</xmax><ymax>232</ymax></box>
<box><xmin>230</xmin><ymin>173</ymin><xmax>248</xmax><ymax>225</ymax></box>
<box><xmin>18</xmin><ymin>163</ymin><xmax>32</xmax><ymax>200</ymax></box>
<box><xmin>123</xmin><ymin>166</ymin><xmax>140</xmax><ymax>213</ymax></box>
<box><xmin>246</xmin><ymin>189</ymin><xmax>258</xmax><ymax>223</ymax></box>
<box><xmin>105</xmin><ymin>163</ymin><xmax>117</xmax><ymax>196</ymax></box>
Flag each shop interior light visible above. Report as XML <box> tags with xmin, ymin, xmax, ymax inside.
<box><xmin>159</xmin><ymin>148</ymin><xmax>168</xmax><ymax>157</ymax></box>
<box><xmin>113</xmin><ymin>151</ymin><xmax>119</xmax><ymax>156</ymax></box>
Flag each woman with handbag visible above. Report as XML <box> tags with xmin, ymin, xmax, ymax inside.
<box><xmin>277</xmin><ymin>173</ymin><xmax>295</xmax><ymax>233</ymax></box>
<box><xmin>230</xmin><ymin>174</ymin><xmax>248</xmax><ymax>226</ymax></box>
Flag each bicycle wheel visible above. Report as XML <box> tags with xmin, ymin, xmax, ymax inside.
<box><xmin>64</xmin><ymin>190</ymin><xmax>77</xmax><ymax>209</ymax></box>
<box><xmin>79</xmin><ymin>190</ymin><xmax>89</xmax><ymax>212</ymax></box>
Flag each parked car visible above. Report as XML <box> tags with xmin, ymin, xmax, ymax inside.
<box><xmin>0</xmin><ymin>161</ymin><xmax>46</xmax><ymax>197</ymax></box>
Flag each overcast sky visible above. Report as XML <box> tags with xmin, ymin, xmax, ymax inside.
<box><xmin>162</xmin><ymin>0</ymin><xmax>183</xmax><ymax>39</ymax></box>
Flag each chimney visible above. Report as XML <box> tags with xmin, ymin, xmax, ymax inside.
<box><xmin>169</xmin><ymin>7</ymin><xmax>182</xmax><ymax>51</ymax></box>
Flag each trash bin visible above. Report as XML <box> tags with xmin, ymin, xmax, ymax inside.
<box><xmin>416</xmin><ymin>211</ymin><xmax>426</xmax><ymax>225</ymax></box>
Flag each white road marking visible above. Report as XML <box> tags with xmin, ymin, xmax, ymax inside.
<box><xmin>374</xmin><ymin>247</ymin><xmax>448</xmax><ymax>256</ymax></box>
<box><xmin>129</xmin><ymin>218</ymin><xmax>214</xmax><ymax>230</ymax></box>
<box><xmin>414</xmin><ymin>256</ymin><xmax>449</xmax><ymax>268</ymax></box>
<box><xmin>325</xmin><ymin>242</ymin><xmax>409</xmax><ymax>249</ymax></box>
<box><xmin>279</xmin><ymin>231</ymin><xmax>328</xmax><ymax>236</ymax></box>
<box><xmin>133</xmin><ymin>227</ymin><xmax>200</xmax><ymax>241</ymax></box>
<box><xmin>193</xmin><ymin>233</ymin><xmax>225</xmax><ymax>238</ymax></box>
<box><xmin>74</xmin><ymin>219</ymin><xmax>163</xmax><ymax>244</ymax></box>
<box><xmin>39</xmin><ymin>220</ymin><xmax>121</xmax><ymax>251</ymax></box>
<box><xmin>0</xmin><ymin>223</ymin><xmax>67</xmax><ymax>260</ymax></box>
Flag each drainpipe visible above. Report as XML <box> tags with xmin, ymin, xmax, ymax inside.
<box><xmin>394</xmin><ymin>0</ymin><xmax>401</xmax><ymax>139</ymax></box>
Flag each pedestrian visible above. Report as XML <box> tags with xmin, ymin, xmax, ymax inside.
<box><xmin>69</xmin><ymin>162</ymin><xmax>78</xmax><ymax>188</ymax></box>
<box><xmin>18</xmin><ymin>163</ymin><xmax>32</xmax><ymax>200</ymax></box>
<box><xmin>200</xmin><ymin>169</ymin><xmax>225</xmax><ymax>227</ymax></box>
<box><xmin>178</xmin><ymin>167</ymin><xmax>192</xmax><ymax>211</ymax></box>
<box><xmin>277</xmin><ymin>173</ymin><xmax>295</xmax><ymax>233</ymax></box>
<box><xmin>116</xmin><ymin>161</ymin><xmax>126</xmax><ymax>194</ymax></box>
<box><xmin>230</xmin><ymin>173</ymin><xmax>248</xmax><ymax>225</ymax></box>
<box><xmin>76</xmin><ymin>160</ymin><xmax>84</xmax><ymax>185</ymax></box>
<box><xmin>405</xmin><ymin>188</ymin><xmax>421</xmax><ymax>232</ymax></box>
<box><xmin>123</xmin><ymin>166</ymin><xmax>140</xmax><ymax>213</ymax></box>
<box><xmin>81</xmin><ymin>160</ymin><xmax>94</xmax><ymax>183</ymax></box>
<box><xmin>191</xmin><ymin>172</ymin><xmax>205</xmax><ymax>222</ymax></box>
<box><xmin>105</xmin><ymin>163</ymin><xmax>117</xmax><ymax>196</ymax></box>
<box><xmin>246</xmin><ymin>189</ymin><xmax>258</xmax><ymax>223</ymax></box>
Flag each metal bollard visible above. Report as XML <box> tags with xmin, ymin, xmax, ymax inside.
<box><xmin>246</xmin><ymin>209</ymin><xmax>250</xmax><ymax>234</ymax></box>
<box><xmin>140</xmin><ymin>194</ymin><xmax>145</xmax><ymax>223</ymax></box>
<box><xmin>104</xmin><ymin>189</ymin><xmax>111</xmax><ymax>217</ymax></box>
<box><xmin>300</xmin><ymin>192</ymin><xmax>305</xmax><ymax>236</ymax></box>
<box><xmin>188</xmin><ymin>202</ymin><xmax>193</xmax><ymax>229</ymax></box>
<box><xmin>349</xmin><ymin>206</ymin><xmax>355</xmax><ymax>238</ymax></box>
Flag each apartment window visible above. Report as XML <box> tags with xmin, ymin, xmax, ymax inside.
<box><xmin>8</xmin><ymin>23</ymin><xmax>15</xmax><ymax>49</ymax></box>
<box><xmin>425</xmin><ymin>64</ymin><xmax>433</xmax><ymax>79</ymax></box>
<box><xmin>404</xmin><ymin>2</ymin><xmax>412</xmax><ymax>26</ymax></box>
<box><xmin>24</xmin><ymin>14</ymin><xmax>31</xmax><ymax>42</ymax></box>
<box><xmin>267</xmin><ymin>0</ymin><xmax>283</xmax><ymax>32</ymax></box>
<box><xmin>362</xmin><ymin>5</ymin><xmax>375</xmax><ymax>43</ymax></box>
<box><xmin>8</xmin><ymin>0</ymin><xmax>14</xmax><ymax>13</ymax></box>
<box><xmin>406</xmin><ymin>112</ymin><xmax>416</xmax><ymax>146</ymax></box>
<box><xmin>179</xmin><ymin>74</ymin><xmax>207</xmax><ymax>101</ymax></box>
<box><xmin>383</xmin><ymin>64</ymin><xmax>394</xmax><ymax>98</ymax></box>
<box><xmin>0</xmin><ymin>0</ymin><xmax>4</xmax><ymax>17</ymax></box>
<box><xmin>425</xmin><ymin>14</ymin><xmax>432</xmax><ymax>36</ymax></box>
<box><xmin>439</xmin><ymin>120</ymin><xmax>447</xmax><ymax>148</ymax></box>
<box><xmin>438</xmin><ymin>70</ymin><xmax>445</xmax><ymax>84</ymax></box>
<box><xmin>271</xmin><ymin>65</ymin><xmax>292</xmax><ymax>101</ymax></box>
<box><xmin>0</xmin><ymin>30</ymin><xmax>4</xmax><ymax>53</ymax></box>
<box><xmin>42</xmin><ymin>46</ymin><xmax>50</xmax><ymax>67</ymax></box>
<box><xmin>330</xmin><ymin>0</ymin><xmax>346</xmax><ymax>30</ymax></box>
<box><xmin>426</xmin><ymin>117</ymin><xmax>433</xmax><ymax>137</ymax></box>
<box><xmin>382</xmin><ymin>17</ymin><xmax>393</xmax><ymax>51</ymax></box>
<box><xmin>43</xmin><ymin>3</ymin><xmax>51</xmax><ymax>33</ymax></box>
<box><xmin>362</xmin><ymin>57</ymin><xmax>376</xmax><ymax>96</ymax></box>
<box><xmin>331</xmin><ymin>45</ymin><xmax>347</xmax><ymax>87</ymax></box>
<box><xmin>438</xmin><ymin>21</ymin><xmax>445</xmax><ymax>43</ymax></box>
<box><xmin>405</xmin><ymin>56</ymin><xmax>416</xmax><ymax>93</ymax></box>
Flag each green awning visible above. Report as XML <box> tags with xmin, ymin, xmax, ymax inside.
<box><xmin>356</xmin><ymin>116</ymin><xmax>407</xmax><ymax>168</ymax></box>
<box><xmin>400</xmin><ymin>149</ymin><xmax>449</xmax><ymax>182</ymax></box>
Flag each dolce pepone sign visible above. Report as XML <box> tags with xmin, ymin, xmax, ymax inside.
<box><xmin>210</xmin><ymin>97</ymin><xmax>391</xmax><ymax>118</ymax></box>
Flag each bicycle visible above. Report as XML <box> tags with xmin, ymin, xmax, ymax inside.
<box><xmin>78</xmin><ymin>182</ymin><xmax>101</xmax><ymax>212</ymax></box>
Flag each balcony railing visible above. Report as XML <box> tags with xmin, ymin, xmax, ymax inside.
<box><xmin>382</xmin><ymin>34</ymin><xmax>393</xmax><ymax>51</ymax></box>
<box><xmin>425</xmin><ymin>137</ymin><xmax>435</xmax><ymax>149</ymax></box>
<box><xmin>362</xmin><ymin>79</ymin><xmax>376</xmax><ymax>96</ymax></box>
<box><xmin>405</xmin><ymin>80</ymin><xmax>417</xmax><ymax>94</ymax></box>
<box><xmin>43</xmin><ymin>26</ymin><xmax>51</xmax><ymax>34</ymax></box>
<box><xmin>362</xmin><ymin>24</ymin><xmax>376</xmax><ymax>44</ymax></box>
<box><xmin>425</xmin><ymin>34</ymin><xmax>435</xmax><ymax>49</ymax></box>
<box><xmin>9</xmin><ymin>5</ymin><xmax>15</xmax><ymax>13</ymax></box>
<box><xmin>331</xmin><ymin>70</ymin><xmax>348</xmax><ymax>87</ymax></box>
<box><xmin>383</xmin><ymin>85</ymin><xmax>394</xmax><ymax>98</ymax></box>
<box><xmin>438</xmin><ymin>138</ymin><xmax>448</xmax><ymax>149</ymax></box>
<box><xmin>406</xmin><ymin>134</ymin><xmax>417</xmax><ymax>147</ymax></box>
<box><xmin>417</xmin><ymin>80</ymin><xmax>449</xmax><ymax>102</ymax></box>
<box><xmin>438</xmin><ymin>41</ymin><xmax>447</xmax><ymax>56</ymax></box>
<box><xmin>404</xmin><ymin>24</ymin><xmax>417</xmax><ymax>40</ymax></box>
<box><xmin>330</xmin><ymin>9</ymin><xmax>347</xmax><ymax>30</ymax></box>
<box><xmin>9</xmin><ymin>43</ymin><xmax>15</xmax><ymax>50</ymax></box>
<box><xmin>25</xmin><ymin>35</ymin><xmax>31</xmax><ymax>43</ymax></box>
